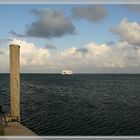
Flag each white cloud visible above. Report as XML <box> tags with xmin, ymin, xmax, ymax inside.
<box><xmin>0</xmin><ymin>47</ymin><xmax>9</xmax><ymax>72</ymax></box>
<box><xmin>11</xmin><ymin>39</ymin><xmax>50</xmax><ymax>66</ymax></box>
<box><xmin>111</xmin><ymin>18</ymin><xmax>140</xmax><ymax>46</ymax></box>
<box><xmin>0</xmin><ymin>38</ymin><xmax>140</xmax><ymax>73</ymax></box>
<box><xmin>58</xmin><ymin>41</ymin><xmax>140</xmax><ymax>70</ymax></box>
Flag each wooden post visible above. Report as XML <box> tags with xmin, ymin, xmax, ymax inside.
<box><xmin>10</xmin><ymin>44</ymin><xmax>20</xmax><ymax>122</ymax></box>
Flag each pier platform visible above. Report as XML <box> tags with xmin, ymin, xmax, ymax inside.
<box><xmin>4</xmin><ymin>122</ymin><xmax>37</xmax><ymax>136</ymax></box>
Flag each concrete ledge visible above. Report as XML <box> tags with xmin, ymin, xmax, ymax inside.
<box><xmin>4</xmin><ymin>122</ymin><xmax>37</xmax><ymax>136</ymax></box>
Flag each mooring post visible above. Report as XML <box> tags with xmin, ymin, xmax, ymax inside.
<box><xmin>10</xmin><ymin>44</ymin><xmax>20</xmax><ymax>122</ymax></box>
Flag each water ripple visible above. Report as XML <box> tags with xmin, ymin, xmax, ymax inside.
<box><xmin>1</xmin><ymin>74</ymin><xmax>140</xmax><ymax>135</ymax></box>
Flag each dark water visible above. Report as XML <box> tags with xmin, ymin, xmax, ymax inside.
<box><xmin>1</xmin><ymin>74</ymin><xmax>140</xmax><ymax>135</ymax></box>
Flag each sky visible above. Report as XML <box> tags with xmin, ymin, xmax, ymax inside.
<box><xmin>0</xmin><ymin>4</ymin><xmax>140</xmax><ymax>73</ymax></box>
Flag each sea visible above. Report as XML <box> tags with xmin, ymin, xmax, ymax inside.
<box><xmin>0</xmin><ymin>74</ymin><xmax>140</xmax><ymax>136</ymax></box>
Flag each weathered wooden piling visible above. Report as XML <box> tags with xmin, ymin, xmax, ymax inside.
<box><xmin>10</xmin><ymin>44</ymin><xmax>20</xmax><ymax>122</ymax></box>
<box><xmin>7</xmin><ymin>44</ymin><xmax>37</xmax><ymax>136</ymax></box>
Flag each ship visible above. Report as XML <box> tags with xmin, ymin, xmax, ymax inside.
<box><xmin>62</xmin><ymin>70</ymin><xmax>73</xmax><ymax>75</ymax></box>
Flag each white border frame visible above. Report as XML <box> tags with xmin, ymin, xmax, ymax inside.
<box><xmin>0</xmin><ymin>1</ymin><xmax>140</xmax><ymax>139</ymax></box>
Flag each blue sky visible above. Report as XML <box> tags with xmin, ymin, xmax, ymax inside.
<box><xmin>0</xmin><ymin>4</ymin><xmax>139</xmax><ymax>49</ymax></box>
<box><xmin>0</xmin><ymin>4</ymin><xmax>140</xmax><ymax>73</ymax></box>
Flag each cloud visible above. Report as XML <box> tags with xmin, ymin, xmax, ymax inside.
<box><xmin>45</xmin><ymin>43</ymin><xmax>56</xmax><ymax>49</ymax></box>
<box><xmin>17</xmin><ymin>9</ymin><xmax>75</xmax><ymax>39</ymax></box>
<box><xmin>0</xmin><ymin>38</ymin><xmax>13</xmax><ymax>46</ymax></box>
<box><xmin>1</xmin><ymin>39</ymin><xmax>140</xmax><ymax>73</ymax></box>
<box><xmin>11</xmin><ymin>39</ymin><xmax>51</xmax><ymax>66</ymax></box>
<box><xmin>0</xmin><ymin>51</ymin><xmax>4</xmax><ymax>55</ymax></box>
<box><xmin>76</xmin><ymin>48</ymin><xmax>88</xmax><ymax>53</ymax></box>
<box><xmin>0</xmin><ymin>46</ymin><xmax>9</xmax><ymax>72</ymax></box>
<box><xmin>124</xmin><ymin>4</ymin><xmax>140</xmax><ymax>13</ymax></box>
<box><xmin>10</xmin><ymin>6</ymin><xmax>108</xmax><ymax>39</ymax></box>
<box><xmin>56</xmin><ymin>41</ymin><xmax>140</xmax><ymax>70</ymax></box>
<box><xmin>111</xmin><ymin>18</ymin><xmax>140</xmax><ymax>46</ymax></box>
<box><xmin>9</xmin><ymin>30</ymin><xmax>26</xmax><ymax>38</ymax></box>
<box><xmin>105</xmin><ymin>41</ymin><xmax>115</xmax><ymax>45</ymax></box>
<box><xmin>123</xmin><ymin>0</ymin><xmax>140</xmax><ymax>2</ymax></box>
<box><xmin>71</xmin><ymin>5</ymin><xmax>108</xmax><ymax>23</ymax></box>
